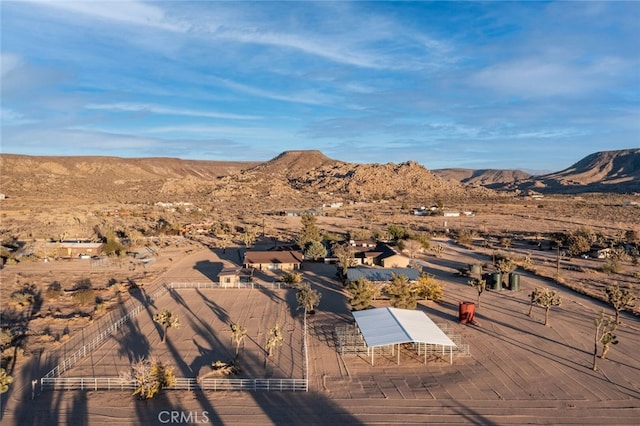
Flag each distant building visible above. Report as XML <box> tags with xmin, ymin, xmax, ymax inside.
<box><xmin>45</xmin><ymin>241</ymin><xmax>103</xmax><ymax>258</ymax></box>
<box><xmin>244</xmin><ymin>250</ymin><xmax>303</xmax><ymax>271</ymax></box>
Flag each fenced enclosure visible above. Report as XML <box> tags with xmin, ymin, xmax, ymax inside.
<box><xmin>40</xmin><ymin>281</ymin><xmax>309</xmax><ymax>394</ymax></box>
<box><xmin>335</xmin><ymin>322</ymin><xmax>470</xmax><ymax>358</ymax></box>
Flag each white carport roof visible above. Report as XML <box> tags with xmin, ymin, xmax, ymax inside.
<box><xmin>352</xmin><ymin>307</ymin><xmax>456</xmax><ymax>348</ymax></box>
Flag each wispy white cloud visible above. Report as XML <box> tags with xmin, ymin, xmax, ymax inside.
<box><xmin>21</xmin><ymin>0</ymin><xmax>186</xmax><ymax>32</ymax></box>
<box><xmin>0</xmin><ymin>108</ymin><xmax>34</xmax><ymax>126</ymax></box>
<box><xmin>85</xmin><ymin>103</ymin><xmax>260</xmax><ymax>120</ymax></box>
<box><xmin>216</xmin><ymin>77</ymin><xmax>338</xmax><ymax>106</ymax></box>
<box><xmin>0</xmin><ymin>53</ymin><xmax>22</xmax><ymax>77</ymax></box>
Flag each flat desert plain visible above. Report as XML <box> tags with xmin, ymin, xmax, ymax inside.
<box><xmin>1</xmin><ymin>239</ymin><xmax>639</xmax><ymax>425</ymax></box>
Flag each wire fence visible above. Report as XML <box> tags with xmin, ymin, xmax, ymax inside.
<box><xmin>42</xmin><ymin>284</ymin><xmax>170</xmax><ymax>379</ymax></box>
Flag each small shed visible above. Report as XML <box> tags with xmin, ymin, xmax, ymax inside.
<box><xmin>352</xmin><ymin>307</ymin><xmax>456</xmax><ymax>365</ymax></box>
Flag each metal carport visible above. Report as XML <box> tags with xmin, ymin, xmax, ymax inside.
<box><xmin>352</xmin><ymin>307</ymin><xmax>456</xmax><ymax>366</ymax></box>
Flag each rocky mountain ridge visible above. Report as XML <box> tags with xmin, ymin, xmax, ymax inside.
<box><xmin>1</xmin><ymin>149</ymin><xmax>637</xmax><ymax>206</ymax></box>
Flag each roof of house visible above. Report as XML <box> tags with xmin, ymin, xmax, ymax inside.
<box><xmin>346</xmin><ymin>267</ymin><xmax>420</xmax><ymax>282</ymax></box>
<box><xmin>352</xmin><ymin>307</ymin><xmax>456</xmax><ymax>348</ymax></box>
<box><xmin>45</xmin><ymin>242</ymin><xmax>103</xmax><ymax>249</ymax></box>
<box><xmin>244</xmin><ymin>250</ymin><xmax>303</xmax><ymax>265</ymax></box>
<box><xmin>218</xmin><ymin>267</ymin><xmax>253</xmax><ymax>277</ymax></box>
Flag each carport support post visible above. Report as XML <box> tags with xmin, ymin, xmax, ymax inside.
<box><xmin>397</xmin><ymin>343</ymin><xmax>400</xmax><ymax>365</ymax></box>
<box><xmin>450</xmin><ymin>346</ymin><xmax>453</xmax><ymax>365</ymax></box>
<box><xmin>371</xmin><ymin>346</ymin><xmax>374</xmax><ymax>366</ymax></box>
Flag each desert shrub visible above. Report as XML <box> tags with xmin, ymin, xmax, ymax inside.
<box><xmin>600</xmin><ymin>259</ymin><xmax>621</xmax><ymax>274</ymax></box>
<box><xmin>10</xmin><ymin>292</ymin><xmax>34</xmax><ymax>307</ymax></box>
<box><xmin>281</xmin><ymin>272</ymin><xmax>303</xmax><ymax>285</ymax></box>
<box><xmin>72</xmin><ymin>278</ymin><xmax>92</xmax><ymax>291</ymax></box>
<box><xmin>73</xmin><ymin>289</ymin><xmax>96</xmax><ymax>306</ymax></box>
<box><xmin>45</xmin><ymin>281</ymin><xmax>62</xmax><ymax>300</ymax></box>
<box><xmin>456</xmin><ymin>230</ymin><xmax>473</xmax><ymax>246</ymax></box>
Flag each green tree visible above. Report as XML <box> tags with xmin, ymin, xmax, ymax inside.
<box><xmin>296</xmin><ymin>282</ymin><xmax>321</xmax><ymax>315</ymax></box>
<box><xmin>388</xmin><ymin>224</ymin><xmax>409</xmax><ymax>241</ymax></box>
<box><xmin>605</xmin><ymin>283</ymin><xmax>636</xmax><ymax>324</ymax></box>
<box><xmin>533</xmin><ymin>288</ymin><xmax>562</xmax><ymax>326</ymax></box>
<box><xmin>153</xmin><ymin>308</ymin><xmax>180</xmax><ymax>343</ymax></box>
<box><xmin>468</xmin><ymin>278</ymin><xmax>487</xmax><ymax>308</ymax></box>
<box><xmin>297</xmin><ymin>214</ymin><xmax>322</xmax><ymax>249</ymax></box>
<box><xmin>102</xmin><ymin>229</ymin><xmax>125</xmax><ymax>257</ymax></box>
<box><xmin>0</xmin><ymin>368</ymin><xmax>13</xmax><ymax>394</ymax></box>
<box><xmin>387</xmin><ymin>274</ymin><xmax>418</xmax><ymax>310</ymax></box>
<box><xmin>414</xmin><ymin>273</ymin><xmax>444</xmax><ymax>302</ymax></box>
<box><xmin>567</xmin><ymin>227</ymin><xmax>594</xmax><ymax>257</ymax></box>
<box><xmin>593</xmin><ymin>311</ymin><xmax>618</xmax><ymax>371</ymax></box>
<box><xmin>347</xmin><ymin>278</ymin><xmax>378</xmax><ymax>311</ymax></box>
<box><xmin>305</xmin><ymin>240</ymin><xmax>327</xmax><ymax>261</ymax></box>
<box><xmin>230</xmin><ymin>323</ymin><xmax>247</xmax><ymax>359</ymax></box>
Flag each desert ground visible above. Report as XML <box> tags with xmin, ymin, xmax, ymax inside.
<box><xmin>1</xmin><ymin>233</ymin><xmax>639</xmax><ymax>425</ymax></box>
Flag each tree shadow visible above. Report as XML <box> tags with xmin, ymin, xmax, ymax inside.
<box><xmin>193</xmin><ymin>260</ymin><xmax>224</xmax><ymax>282</ymax></box>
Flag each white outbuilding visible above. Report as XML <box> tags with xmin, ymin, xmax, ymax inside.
<box><xmin>352</xmin><ymin>307</ymin><xmax>457</xmax><ymax>366</ymax></box>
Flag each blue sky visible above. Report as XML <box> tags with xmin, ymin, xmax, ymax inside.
<box><xmin>1</xmin><ymin>1</ymin><xmax>638</xmax><ymax>171</ymax></box>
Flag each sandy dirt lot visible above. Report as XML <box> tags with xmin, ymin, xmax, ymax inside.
<box><xmin>1</xmin><ymin>242</ymin><xmax>639</xmax><ymax>425</ymax></box>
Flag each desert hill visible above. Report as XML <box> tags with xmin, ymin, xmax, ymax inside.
<box><xmin>517</xmin><ymin>149</ymin><xmax>640</xmax><ymax>194</ymax></box>
<box><xmin>246</xmin><ymin>150</ymin><xmax>343</xmax><ymax>177</ymax></box>
<box><xmin>0</xmin><ymin>151</ymin><xmax>485</xmax><ymax>205</ymax></box>
<box><xmin>433</xmin><ymin>168</ymin><xmax>531</xmax><ymax>189</ymax></box>
<box><xmin>0</xmin><ymin>154</ymin><xmax>257</xmax><ymax>203</ymax></box>
<box><xmin>1</xmin><ymin>149</ymin><xmax>637</xmax><ymax>206</ymax></box>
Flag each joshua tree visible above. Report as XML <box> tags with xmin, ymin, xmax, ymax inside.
<box><xmin>0</xmin><ymin>368</ymin><xmax>13</xmax><ymax>394</ymax></box>
<box><xmin>347</xmin><ymin>277</ymin><xmax>378</xmax><ymax>311</ymax></box>
<box><xmin>153</xmin><ymin>308</ymin><xmax>180</xmax><ymax>343</ymax></box>
<box><xmin>593</xmin><ymin>311</ymin><xmax>618</xmax><ymax>371</ymax></box>
<box><xmin>230</xmin><ymin>323</ymin><xmax>247</xmax><ymax>359</ymax></box>
<box><xmin>431</xmin><ymin>244</ymin><xmax>445</xmax><ymax>258</ymax></box>
<box><xmin>534</xmin><ymin>288</ymin><xmax>562</xmax><ymax>326</ymax></box>
<box><xmin>468</xmin><ymin>278</ymin><xmax>487</xmax><ymax>308</ymax></box>
<box><xmin>265</xmin><ymin>323</ymin><xmax>283</xmax><ymax>358</ymax></box>
<box><xmin>501</xmin><ymin>237</ymin><xmax>512</xmax><ymax>249</ymax></box>
<box><xmin>527</xmin><ymin>288</ymin><xmax>542</xmax><ymax>317</ymax></box>
<box><xmin>332</xmin><ymin>243</ymin><xmax>355</xmax><ymax>280</ymax></box>
<box><xmin>123</xmin><ymin>357</ymin><xmax>176</xmax><ymax>399</ymax></box>
<box><xmin>387</xmin><ymin>274</ymin><xmax>418</xmax><ymax>309</ymax></box>
<box><xmin>296</xmin><ymin>282</ymin><xmax>321</xmax><ymax>315</ymax></box>
<box><xmin>496</xmin><ymin>258</ymin><xmax>517</xmax><ymax>288</ymax></box>
<box><xmin>605</xmin><ymin>283</ymin><xmax>636</xmax><ymax>324</ymax></box>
